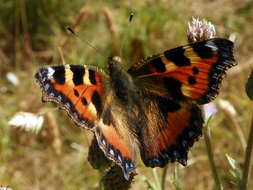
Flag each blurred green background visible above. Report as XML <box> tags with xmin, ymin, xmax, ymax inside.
<box><xmin>1</xmin><ymin>0</ymin><xmax>253</xmax><ymax>189</ymax></box>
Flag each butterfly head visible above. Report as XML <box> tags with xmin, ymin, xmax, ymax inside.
<box><xmin>108</xmin><ymin>56</ymin><xmax>124</xmax><ymax>77</ymax></box>
<box><xmin>110</xmin><ymin>56</ymin><xmax>122</xmax><ymax>63</ymax></box>
<box><xmin>108</xmin><ymin>56</ymin><xmax>122</xmax><ymax>68</ymax></box>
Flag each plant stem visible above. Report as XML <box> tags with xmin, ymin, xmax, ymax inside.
<box><xmin>15</xmin><ymin>0</ymin><xmax>21</xmax><ymax>69</ymax></box>
<box><xmin>241</xmin><ymin>111</ymin><xmax>253</xmax><ymax>190</ymax></box>
<box><xmin>161</xmin><ymin>165</ymin><xmax>169</xmax><ymax>190</ymax></box>
<box><xmin>222</xmin><ymin>109</ymin><xmax>246</xmax><ymax>151</ymax></box>
<box><xmin>203</xmin><ymin>126</ymin><xmax>223</xmax><ymax>190</ymax></box>
<box><xmin>152</xmin><ymin>168</ymin><xmax>161</xmax><ymax>190</ymax></box>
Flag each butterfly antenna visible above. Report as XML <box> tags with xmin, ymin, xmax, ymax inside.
<box><xmin>66</xmin><ymin>26</ymin><xmax>105</xmax><ymax>57</ymax></box>
<box><xmin>119</xmin><ymin>11</ymin><xmax>135</xmax><ymax>58</ymax></box>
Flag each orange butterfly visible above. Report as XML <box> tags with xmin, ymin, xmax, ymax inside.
<box><xmin>35</xmin><ymin>38</ymin><xmax>236</xmax><ymax>180</ymax></box>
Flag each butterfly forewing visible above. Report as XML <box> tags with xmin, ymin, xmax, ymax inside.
<box><xmin>35</xmin><ymin>65</ymin><xmax>105</xmax><ymax>129</ymax></box>
<box><xmin>128</xmin><ymin>38</ymin><xmax>236</xmax><ymax>104</ymax></box>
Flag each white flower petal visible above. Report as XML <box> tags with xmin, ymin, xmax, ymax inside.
<box><xmin>8</xmin><ymin>112</ymin><xmax>44</xmax><ymax>134</ymax></box>
<box><xmin>6</xmin><ymin>72</ymin><xmax>19</xmax><ymax>86</ymax></box>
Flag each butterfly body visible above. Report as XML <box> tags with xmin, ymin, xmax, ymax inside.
<box><xmin>35</xmin><ymin>38</ymin><xmax>236</xmax><ymax>180</ymax></box>
<box><xmin>108</xmin><ymin>56</ymin><xmax>140</xmax><ymax>108</ymax></box>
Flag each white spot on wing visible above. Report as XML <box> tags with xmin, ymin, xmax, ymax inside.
<box><xmin>129</xmin><ymin>163</ymin><xmax>134</xmax><ymax>169</ymax></box>
<box><xmin>118</xmin><ymin>155</ymin><xmax>122</xmax><ymax>163</ymax></box>
<box><xmin>57</xmin><ymin>95</ymin><xmax>62</xmax><ymax>102</ymax></box>
<box><xmin>47</xmin><ymin>67</ymin><xmax>55</xmax><ymax>79</ymax></box>
<box><xmin>102</xmin><ymin>139</ymin><xmax>106</xmax><ymax>146</ymax></box>
<box><xmin>125</xmin><ymin>163</ymin><xmax>129</xmax><ymax>170</ymax></box>
<box><xmin>44</xmin><ymin>83</ymin><xmax>50</xmax><ymax>91</ymax></box>
<box><xmin>66</xmin><ymin>102</ymin><xmax>71</xmax><ymax>108</ymax></box>
<box><xmin>109</xmin><ymin>149</ymin><xmax>115</xmax><ymax>156</ymax></box>
<box><xmin>205</xmin><ymin>41</ymin><xmax>218</xmax><ymax>50</ymax></box>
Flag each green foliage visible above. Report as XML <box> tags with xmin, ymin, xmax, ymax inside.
<box><xmin>226</xmin><ymin>154</ymin><xmax>243</xmax><ymax>188</ymax></box>
<box><xmin>172</xmin><ymin>167</ymin><xmax>183</xmax><ymax>190</ymax></box>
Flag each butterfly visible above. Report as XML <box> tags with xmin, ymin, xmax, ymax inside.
<box><xmin>35</xmin><ymin>38</ymin><xmax>236</xmax><ymax>180</ymax></box>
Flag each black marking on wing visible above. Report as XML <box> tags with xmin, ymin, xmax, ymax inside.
<box><xmin>151</xmin><ymin>57</ymin><xmax>166</xmax><ymax>72</ymax></box>
<box><xmin>164</xmin><ymin>47</ymin><xmax>191</xmax><ymax>66</ymax></box>
<box><xmin>91</xmin><ymin>91</ymin><xmax>102</xmax><ymax>115</ymax></box>
<box><xmin>163</xmin><ymin>77</ymin><xmax>184</xmax><ymax>100</ymax></box>
<box><xmin>89</xmin><ymin>70</ymin><xmax>96</xmax><ymax>85</ymax></box>
<box><xmin>191</xmin><ymin>42</ymin><xmax>213</xmax><ymax>59</ymax></box>
<box><xmin>53</xmin><ymin>66</ymin><xmax>65</xmax><ymax>84</ymax></box>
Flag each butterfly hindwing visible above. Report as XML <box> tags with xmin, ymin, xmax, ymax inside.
<box><xmin>128</xmin><ymin>38</ymin><xmax>236</xmax><ymax>104</ymax></box>
<box><xmin>94</xmin><ymin>89</ymin><xmax>138</xmax><ymax>180</ymax></box>
<box><xmin>138</xmin><ymin>94</ymin><xmax>203</xmax><ymax>167</ymax></box>
<box><xmin>95</xmin><ymin>112</ymin><xmax>136</xmax><ymax>180</ymax></box>
<box><xmin>35</xmin><ymin>65</ymin><xmax>104</xmax><ymax>129</ymax></box>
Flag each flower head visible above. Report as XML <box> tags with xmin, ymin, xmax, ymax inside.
<box><xmin>187</xmin><ymin>17</ymin><xmax>216</xmax><ymax>43</ymax></box>
<box><xmin>203</xmin><ymin>103</ymin><xmax>218</xmax><ymax>121</ymax></box>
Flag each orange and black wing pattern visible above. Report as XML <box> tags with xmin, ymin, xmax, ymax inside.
<box><xmin>35</xmin><ymin>65</ymin><xmax>104</xmax><ymax>129</ymax></box>
<box><xmin>128</xmin><ymin>38</ymin><xmax>235</xmax><ymax>167</ymax></box>
<box><xmin>35</xmin><ymin>64</ymin><xmax>136</xmax><ymax>179</ymax></box>
<box><xmin>95</xmin><ymin>106</ymin><xmax>136</xmax><ymax>180</ymax></box>
<box><xmin>139</xmin><ymin>94</ymin><xmax>203</xmax><ymax>167</ymax></box>
<box><xmin>129</xmin><ymin>38</ymin><xmax>236</xmax><ymax>104</ymax></box>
